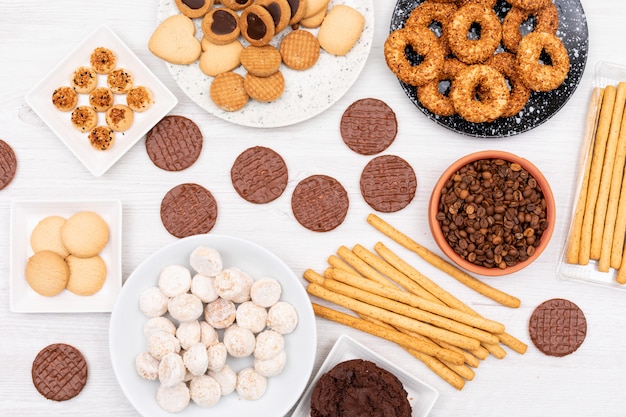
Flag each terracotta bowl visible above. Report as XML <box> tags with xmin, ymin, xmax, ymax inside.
<box><xmin>428</xmin><ymin>150</ymin><xmax>556</xmax><ymax>276</ymax></box>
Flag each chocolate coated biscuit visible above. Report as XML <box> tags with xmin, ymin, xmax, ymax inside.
<box><xmin>340</xmin><ymin>98</ymin><xmax>398</xmax><ymax>155</ymax></box>
<box><xmin>529</xmin><ymin>298</ymin><xmax>587</xmax><ymax>357</ymax></box>
<box><xmin>0</xmin><ymin>139</ymin><xmax>17</xmax><ymax>190</ymax></box>
<box><xmin>231</xmin><ymin>146</ymin><xmax>288</xmax><ymax>204</ymax></box>
<box><xmin>160</xmin><ymin>183</ymin><xmax>218</xmax><ymax>238</ymax></box>
<box><xmin>146</xmin><ymin>115</ymin><xmax>203</xmax><ymax>171</ymax></box>
<box><xmin>291</xmin><ymin>174</ymin><xmax>348</xmax><ymax>232</ymax></box>
<box><xmin>360</xmin><ymin>155</ymin><xmax>417</xmax><ymax>213</ymax></box>
<box><xmin>32</xmin><ymin>343</ymin><xmax>88</xmax><ymax>402</ymax></box>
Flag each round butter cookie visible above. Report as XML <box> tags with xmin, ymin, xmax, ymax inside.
<box><xmin>240</xmin><ymin>5</ymin><xmax>276</xmax><ymax>46</ymax></box>
<box><xmin>51</xmin><ymin>86</ymin><xmax>78</xmax><ymax>112</ymax></box>
<box><xmin>175</xmin><ymin>0</ymin><xmax>214</xmax><ymax>18</ymax></box>
<box><xmin>105</xmin><ymin>104</ymin><xmax>134</xmax><ymax>132</ymax></box>
<box><xmin>210</xmin><ymin>71</ymin><xmax>249</xmax><ymax>112</ymax></box>
<box><xmin>90</xmin><ymin>46</ymin><xmax>117</xmax><ymax>74</ymax></box>
<box><xmin>240</xmin><ymin>44</ymin><xmax>282</xmax><ymax>77</ymax></box>
<box><xmin>61</xmin><ymin>211</ymin><xmax>109</xmax><ymax>258</ymax></box>
<box><xmin>70</xmin><ymin>66</ymin><xmax>98</xmax><ymax>94</ymax></box>
<box><xmin>126</xmin><ymin>86</ymin><xmax>153</xmax><ymax>112</ymax></box>
<box><xmin>244</xmin><ymin>71</ymin><xmax>285</xmax><ymax>103</ymax></box>
<box><xmin>32</xmin><ymin>343</ymin><xmax>88</xmax><ymax>402</ymax></box>
<box><xmin>279</xmin><ymin>29</ymin><xmax>320</xmax><ymax>70</ymax></box>
<box><xmin>65</xmin><ymin>254</ymin><xmax>107</xmax><ymax>296</ymax></box>
<box><xmin>89</xmin><ymin>87</ymin><xmax>114</xmax><ymax>112</ymax></box>
<box><xmin>25</xmin><ymin>250</ymin><xmax>69</xmax><ymax>297</ymax></box>
<box><xmin>107</xmin><ymin>68</ymin><xmax>134</xmax><ymax>94</ymax></box>
<box><xmin>71</xmin><ymin>106</ymin><xmax>98</xmax><ymax>133</ymax></box>
<box><xmin>30</xmin><ymin>215</ymin><xmax>70</xmax><ymax>258</ymax></box>
<box><xmin>88</xmin><ymin>125</ymin><xmax>115</xmax><ymax>151</ymax></box>
<box><xmin>202</xmin><ymin>7</ymin><xmax>241</xmax><ymax>45</ymax></box>
<box><xmin>0</xmin><ymin>139</ymin><xmax>18</xmax><ymax>190</ymax></box>
<box><xmin>318</xmin><ymin>5</ymin><xmax>364</xmax><ymax>56</ymax></box>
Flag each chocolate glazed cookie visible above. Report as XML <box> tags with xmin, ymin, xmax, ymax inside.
<box><xmin>360</xmin><ymin>155</ymin><xmax>417</xmax><ymax>213</ymax></box>
<box><xmin>32</xmin><ymin>343</ymin><xmax>88</xmax><ymax>402</ymax></box>
<box><xmin>231</xmin><ymin>146</ymin><xmax>288</xmax><ymax>204</ymax></box>
<box><xmin>291</xmin><ymin>174</ymin><xmax>348</xmax><ymax>232</ymax></box>
<box><xmin>529</xmin><ymin>298</ymin><xmax>587</xmax><ymax>357</ymax></box>
<box><xmin>146</xmin><ymin>115</ymin><xmax>203</xmax><ymax>171</ymax></box>
<box><xmin>160</xmin><ymin>183</ymin><xmax>218</xmax><ymax>238</ymax></box>
<box><xmin>340</xmin><ymin>98</ymin><xmax>398</xmax><ymax>155</ymax></box>
<box><xmin>0</xmin><ymin>139</ymin><xmax>17</xmax><ymax>190</ymax></box>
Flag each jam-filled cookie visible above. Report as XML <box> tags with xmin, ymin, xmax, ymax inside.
<box><xmin>240</xmin><ymin>5</ymin><xmax>276</xmax><ymax>46</ymax></box>
<box><xmin>71</xmin><ymin>106</ymin><xmax>98</xmax><ymax>133</ymax></box>
<box><xmin>51</xmin><ymin>86</ymin><xmax>78</xmax><ymax>112</ymax></box>
<box><xmin>107</xmin><ymin>68</ymin><xmax>134</xmax><ymax>94</ymax></box>
<box><xmin>90</xmin><ymin>47</ymin><xmax>117</xmax><ymax>74</ymax></box>
<box><xmin>89</xmin><ymin>87</ymin><xmax>115</xmax><ymax>112</ymax></box>
<box><xmin>105</xmin><ymin>104</ymin><xmax>135</xmax><ymax>132</ymax></box>
<box><xmin>287</xmin><ymin>0</ymin><xmax>307</xmax><ymax>25</ymax></box>
<box><xmin>88</xmin><ymin>126</ymin><xmax>115</xmax><ymax>151</ymax></box>
<box><xmin>202</xmin><ymin>7</ymin><xmax>241</xmax><ymax>45</ymax></box>
<box><xmin>220</xmin><ymin>0</ymin><xmax>253</xmax><ymax>10</ymax></box>
<box><xmin>126</xmin><ymin>86</ymin><xmax>153</xmax><ymax>112</ymax></box>
<box><xmin>70</xmin><ymin>66</ymin><xmax>98</xmax><ymax>94</ymax></box>
<box><xmin>175</xmin><ymin>0</ymin><xmax>214</xmax><ymax>18</ymax></box>
<box><xmin>256</xmin><ymin>0</ymin><xmax>291</xmax><ymax>34</ymax></box>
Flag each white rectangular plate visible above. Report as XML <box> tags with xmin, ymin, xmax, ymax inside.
<box><xmin>25</xmin><ymin>25</ymin><xmax>177</xmax><ymax>177</ymax></box>
<box><xmin>291</xmin><ymin>335</ymin><xmax>439</xmax><ymax>417</ymax></box>
<box><xmin>10</xmin><ymin>199</ymin><xmax>122</xmax><ymax>313</ymax></box>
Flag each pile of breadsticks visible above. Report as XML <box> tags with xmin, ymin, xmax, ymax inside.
<box><xmin>303</xmin><ymin>214</ymin><xmax>526</xmax><ymax>390</ymax></box>
<box><xmin>566</xmin><ymin>83</ymin><xmax>626</xmax><ymax>283</ymax></box>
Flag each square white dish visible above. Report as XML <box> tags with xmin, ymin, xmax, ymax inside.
<box><xmin>291</xmin><ymin>334</ymin><xmax>439</xmax><ymax>417</ymax></box>
<box><xmin>10</xmin><ymin>199</ymin><xmax>122</xmax><ymax>313</ymax></box>
<box><xmin>25</xmin><ymin>25</ymin><xmax>177</xmax><ymax>177</ymax></box>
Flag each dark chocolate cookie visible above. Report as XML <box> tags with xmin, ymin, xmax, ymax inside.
<box><xmin>340</xmin><ymin>98</ymin><xmax>398</xmax><ymax>155</ymax></box>
<box><xmin>146</xmin><ymin>115</ymin><xmax>203</xmax><ymax>171</ymax></box>
<box><xmin>0</xmin><ymin>139</ymin><xmax>17</xmax><ymax>190</ymax></box>
<box><xmin>31</xmin><ymin>343</ymin><xmax>88</xmax><ymax>402</ymax></box>
<box><xmin>360</xmin><ymin>154</ymin><xmax>417</xmax><ymax>213</ymax></box>
<box><xmin>160</xmin><ymin>183</ymin><xmax>218</xmax><ymax>238</ymax></box>
<box><xmin>310</xmin><ymin>359</ymin><xmax>412</xmax><ymax>417</ymax></box>
<box><xmin>291</xmin><ymin>174</ymin><xmax>348</xmax><ymax>232</ymax></box>
<box><xmin>231</xmin><ymin>146</ymin><xmax>288</xmax><ymax>204</ymax></box>
<box><xmin>529</xmin><ymin>298</ymin><xmax>587</xmax><ymax>357</ymax></box>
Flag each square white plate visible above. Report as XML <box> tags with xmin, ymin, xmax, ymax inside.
<box><xmin>25</xmin><ymin>25</ymin><xmax>177</xmax><ymax>177</ymax></box>
<box><xmin>10</xmin><ymin>199</ymin><xmax>122</xmax><ymax>313</ymax></box>
<box><xmin>291</xmin><ymin>335</ymin><xmax>439</xmax><ymax>417</ymax></box>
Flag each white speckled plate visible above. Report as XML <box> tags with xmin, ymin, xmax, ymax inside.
<box><xmin>156</xmin><ymin>0</ymin><xmax>374</xmax><ymax>128</ymax></box>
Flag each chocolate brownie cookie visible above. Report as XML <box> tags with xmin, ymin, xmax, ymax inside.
<box><xmin>160</xmin><ymin>183</ymin><xmax>218</xmax><ymax>238</ymax></box>
<box><xmin>360</xmin><ymin>155</ymin><xmax>417</xmax><ymax>213</ymax></box>
<box><xmin>291</xmin><ymin>174</ymin><xmax>348</xmax><ymax>232</ymax></box>
<box><xmin>146</xmin><ymin>116</ymin><xmax>203</xmax><ymax>172</ymax></box>
<box><xmin>231</xmin><ymin>146</ymin><xmax>288</xmax><ymax>204</ymax></box>
<box><xmin>32</xmin><ymin>343</ymin><xmax>88</xmax><ymax>402</ymax></box>
<box><xmin>310</xmin><ymin>359</ymin><xmax>412</xmax><ymax>417</ymax></box>
<box><xmin>529</xmin><ymin>298</ymin><xmax>587</xmax><ymax>357</ymax></box>
<box><xmin>340</xmin><ymin>98</ymin><xmax>397</xmax><ymax>155</ymax></box>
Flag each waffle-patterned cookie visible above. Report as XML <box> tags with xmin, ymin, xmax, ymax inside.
<box><xmin>291</xmin><ymin>174</ymin><xmax>349</xmax><ymax>232</ymax></box>
<box><xmin>279</xmin><ymin>30</ymin><xmax>320</xmax><ymax>70</ymax></box>
<box><xmin>145</xmin><ymin>115</ymin><xmax>203</xmax><ymax>171</ymax></box>
<box><xmin>360</xmin><ymin>155</ymin><xmax>417</xmax><ymax>213</ymax></box>
<box><xmin>340</xmin><ymin>98</ymin><xmax>398</xmax><ymax>155</ymax></box>
<box><xmin>231</xmin><ymin>146</ymin><xmax>288</xmax><ymax>204</ymax></box>
<box><xmin>0</xmin><ymin>139</ymin><xmax>17</xmax><ymax>190</ymax></box>
<box><xmin>244</xmin><ymin>71</ymin><xmax>285</xmax><ymax>103</ymax></box>
<box><xmin>160</xmin><ymin>183</ymin><xmax>218</xmax><ymax>238</ymax></box>
<box><xmin>31</xmin><ymin>343</ymin><xmax>88</xmax><ymax>402</ymax></box>
<box><xmin>240</xmin><ymin>45</ymin><xmax>282</xmax><ymax>77</ymax></box>
<box><xmin>210</xmin><ymin>72</ymin><xmax>249</xmax><ymax>112</ymax></box>
<box><xmin>528</xmin><ymin>298</ymin><xmax>587</xmax><ymax>357</ymax></box>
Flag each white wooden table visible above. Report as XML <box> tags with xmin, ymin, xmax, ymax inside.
<box><xmin>1</xmin><ymin>0</ymin><xmax>626</xmax><ymax>415</ymax></box>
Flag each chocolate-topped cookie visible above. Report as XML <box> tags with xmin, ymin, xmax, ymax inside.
<box><xmin>360</xmin><ymin>155</ymin><xmax>417</xmax><ymax>213</ymax></box>
<box><xmin>32</xmin><ymin>343</ymin><xmax>88</xmax><ymax>402</ymax></box>
<box><xmin>146</xmin><ymin>115</ymin><xmax>203</xmax><ymax>171</ymax></box>
<box><xmin>291</xmin><ymin>174</ymin><xmax>348</xmax><ymax>232</ymax></box>
<box><xmin>310</xmin><ymin>359</ymin><xmax>412</xmax><ymax>417</ymax></box>
<box><xmin>231</xmin><ymin>146</ymin><xmax>288</xmax><ymax>204</ymax></box>
<box><xmin>340</xmin><ymin>98</ymin><xmax>398</xmax><ymax>156</ymax></box>
<box><xmin>529</xmin><ymin>298</ymin><xmax>587</xmax><ymax>357</ymax></box>
<box><xmin>0</xmin><ymin>139</ymin><xmax>17</xmax><ymax>190</ymax></box>
<box><xmin>160</xmin><ymin>183</ymin><xmax>218</xmax><ymax>238</ymax></box>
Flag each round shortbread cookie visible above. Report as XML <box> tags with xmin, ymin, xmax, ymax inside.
<box><xmin>25</xmin><ymin>250</ymin><xmax>69</xmax><ymax>297</ymax></box>
<box><xmin>318</xmin><ymin>5</ymin><xmax>365</xmax><ymax>56</ymax></box>
<box><xmin>30</xmin><ymin>215</ymin><xmax>70</xmax><ymax>258</ymax></box>
<box><xmin>65</xmin><ymin>254</ymin><xmax>107</xmax><ymax>296</ymax></box>
<box><xmin>32</xmin><ymin>343</ymin><xmax>88</xmax><ymax>402</ymax></box>
<box><xmin>279</xmin><ymin>30</ymin><xmax>320</xmax><ymax>70</ymax></box>
<box><xmin>61</xmin><ymin>211</ymin><xmax>109</xmax><ymax>258</ymax></box>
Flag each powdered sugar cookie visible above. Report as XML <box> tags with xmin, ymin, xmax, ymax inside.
<box><xmin>176</xmin><ymin>320</ymin><xmax>201</xmax><ymax>350</ymax></box>
<box><xmin>144</xmin><ymin>316</ymin><xmax>176</xmax><ymax>337</ymax></box>
<box><xmin>139</xmin><ymin>286</ymin><xmax>170</xmax><ymax>318</ymax></box>
<box><xmin>207</xmin><ymin>342</ymin><xmax>228</xmax><ymax>372</ymax></box>
<box><xmin>168</xmin><ymin>293</ymin><xmax>203</xmax><ymax>322</ymax></box>
<box><xmin>200</xmin><ymin>321</ymin><xmax>219</xmax><ymax>347</ymax></box>
<box><xmin>158</xmin><ymin>264</ymin><xmax>192</xmax><ymax>297</ymax></box>
<box><xmin>214</xmin><ymin>267</ymin><xmax>253</xmax><ymax>302</ymax></box>
<box><xmin>189</xmin><ymin>246</ymin><xmax>223</xmax><ymax>276</ymax></box>
<box><xmin>189</xmin><ymin>375</ymin><xmax>221</xmax><ymax>407</ymax></box>
<box><xmin>157</xmin><ymin>382</ymin><xmax>190</xmax><ymax>413</ymax></box>
<box><xmin>254</xmin><ymin>329</ymin><xmax>284</xmax><ymax>360</ymax></box>
<box><xmin>208</xmin><ymin>364</ymin><xmax>237</xmax><ymax>396</ymax></box>
<box><xmin>236</xmin><ymin>367</ymin><xmax>267</xmax><ymax>400</ymax></box>
<box><xmin>204</xmin><ymin>297</ymin><xmax>236</xmax><ymax>329</ymax></box>
<box><xmin>267</xmin><ymin>301</ymin><xmax>298</xmax><ymax>334</ymax></box>
<box><xmin>191</xmin><ymin>274</ymin><xmax>219</xmax><ymax>303</ymax></box>
<box><xmin>254</xmin><ymin>349</ymin><xmax>287</xmax><ymax>377</ymax></box>
<box><xmin>135</xmin><ymin>351</ymin><xmax>160</xmax><ymax>380</ymax></box>
<box><xmin>250</xmin><ymin>277</ymin><xmax>281</xmax><ymax>308</ymax></box>
<box><xmin>183</xmin><ymin>342</ymin><xmax>209</xmax><ymax>376</ymax></box>
<box><xmin>236</xmin><ymin>301</ymin><xmax>268</xmax><ymax>333</ymax></box>
<box><xmin>147</xmin><ymin>331</ymin><xmax>181</xmax><ymax>361</ymax></box>
<box><xmin>159</xmin><ymin>352</ymin><xmax>187</xmax><ymax>387</ymax></box>
<box><xmin>223</xmin><ymin>324</ymin><xmax>256</xmax><ymax>358</ymax></box>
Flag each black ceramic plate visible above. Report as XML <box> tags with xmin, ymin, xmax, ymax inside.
<box><xmin>389</xmin><ymin>0</ymin><xmax>589</xmax><ymax>138</ymax></box>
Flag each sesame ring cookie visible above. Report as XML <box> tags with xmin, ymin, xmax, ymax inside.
<box><xmin>446</xmin><ymin>3</ymin><xmax>502</xmax><ymax>64</ymax></box>
<box><xmin>51</xmin><ymin>86</ymin><xmax>78</xmax><ymax>112</ymax></box>
<box><xmin>450</xmin><ymin>64</ymin><xmax>510</xmax><ymax>123</ymax></box>
<box><xmin>405</xmin><ymin>1</ymin><xmax>457</xmax><ymax>56</ymax></box>
<box><xmin>502</xmin><ymin>3</ymin><xmax>559</xmax><ymax>54</ymax></box>
<box><xmin>508</xmin><ymin>0</ymin><xmax>552</xmax><ymax>12</ymax></box>
<box><xmin>516</xmin><ymin>31</ymin><xmax>570</xmax><ymax>92</ymax></box>
<box><xmin>417</xmin><ymin>58</ymin><xmax>467</xmax><ymax>117</ymax></box>
<box><xmin>90</xmin><ymin>46</ymin><xmax>117</xmax><ymax>74</ymax></box>
<box><xmin>88</xmin><ymin>125</ymin><xmax>115</xmax><ymax>151</ymax></box>
<box><xmin>384</xmin><ymin>27</ymin><xmax>444</xmax><ymax>87</ymax></box>
<box><xmin>486</xmin><ymin>52</ymin><xmax>530</xmax><ymax>118</ymax></box>
<box><xmin>175</xmin><ymin>0</ymin><xmax>215</xmax><ymax>18</ymax></box>
<box><xmin>70</xmin><ymin>66</ymin><xmax>98</xmax><ymax>94</ymax></box>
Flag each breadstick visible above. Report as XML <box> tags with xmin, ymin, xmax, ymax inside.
<box><xmin>327</xmin><ymin>254</ymin><xmax>355</xmax><ymax>273</ymax></box>
<box><xmin>326</xmin><ymin>267</ymin><xmax>506</xmax><ymax>334</ymax></box>
<box><xmin>367</xmin><ymin>214</ymin><xmax>521</xmax><ymax>308</ymax></box>
<box><xmin>612</xmin><ymin>167</ymin><xmax>626</xmax><ymax>270</ymax></box>
<box><xmin>336</xmin><ymin>245</ymin><xmax>392</xmax><ymax>287</ymax></box>
<box><xmin>566</xmin><ymin>87</ymin><xmax>604</xmax><ymax>264</ymax></box>
<box><xmin>579</xmin><ymin>85</ymin><xmax>617</xmax><ymax>264</ymax></box>
<box><xmin>321</xmin><ymin>278</ymin><xmax>500</xmax><ymax>344</ymax></box>
<box><xmin>592</xmin><ymin>83</ymin><xmax>626</xmax><ymax>262</ymax></box>
<box><xmin>303</xmin><ymin>268</ymin><xmax>325</xmax><ymax>285</ymax></box>
<box><xmin>617</xmin><ymin>246</ymin><xmax>626</xmax><ymax>284</ymax></box>
<box><xmin>311</xmin><ymin>303</ymin><xmax>466</xmax><ymax>365</ymax></box>
<box><xmin>405</xmin><ymin>347</ymin><xmax>466</xmax><ymax>390</ymax></box>
<box><xmin>307</xmin><ymin>282</ymin><xmax>481</xmax><ymax>351</ymax></box>
<box><xmin>497</xmin><ymin>332</ymin><xmax>528</xmax><ymax>355</ymax></box>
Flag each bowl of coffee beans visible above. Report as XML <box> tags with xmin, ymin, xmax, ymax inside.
<box><xmin>429</xmin><ymin>150</ymin><xmax>555</xmax><ymax>276</ymax></box>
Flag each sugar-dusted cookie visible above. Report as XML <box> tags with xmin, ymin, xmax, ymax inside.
<box><xmin>51</xmin><ymin>86</ymin><xmax>78</xmax><ymax>112</ymax></box>
<box><xmin>88</xmin><ymin>125</ymin><xmax>115</xmax><ymax>151</ymax></box>
<box><xmin>126</xmin><ymin>86</ymin><xmax>153</xmax><ymax>112</ymax></box>
<box><xmin>89</xmin><ymin>87</ymin><xmax>114</xmax><ymax>112</ymax></box>
<box><xmin>107</xmin><ymin>68</ymin><xmax>134</xmax><ymax>94</ymax></box>
<box><xmin>61</xmin><ymin>211</ymin><xmax>109</xmax><ymax>258</ymax></box>
<box><xmin>30</xmin><ymin>215</ymin><xmax>69</xmax><ymax>258</ymax></box>
<box><xmin>105</xmin><ymin>104</ymin><xmax>134</xmax><ymax>132</ymax></box>
<box><xmin>149</xmin><ymin>14</ymin><xmax>202</xmax><ymax>65</ymax></box>
<box><xmin>240</xmin><ymin>44</ymin><xmax>281</xmax><ymax>77</ymax></box>
<box><xmin>240</xmin><ymin>5</ymin><xmax>275</xmax><ymax>46</ymax></box>
<box><xmin>210</xmin><ymin>72</ymin><xmax>249</xmax><ymax>112</ymax></box>
<box><xmin>202</xmin><ymin>7</ymin><xmax>241</xmax><ymax>45</ymax></box>
<box><xmin>70</xmin><ymin>66</ymin><xmax>98</xmax><ymax>94</ymax></box>
<box><xmin>199</xmin><ymin>39</ymin><xmax>243</xmax><ymax>77</ymax></box>
<box><xmin>90</xmin><ymin>47</ymin><xmax>117</xmax><ymax>74</ymax></box>
<box><xmin>279</xmin><ymin>29</ymin><xmax>320</xmax><ymax>70</ymax></box>
<box><xmin>25</xmin><ymin>250</ymin><xmax>69</xmax><ymax>297</ymax></box>
<box><xmin>175</xmin><ymin>0</ymin><xmax>214</xmax><ymax>18</ymax></box>
<box><xmin>244</xmin><ymin>71</ymin><xmax>285</xmax><ymax>103</ymax></box>
<box><xmin>318</xmin><ymin>5</ymin><xmax>364</xmax><ymax>56</ymax></box>
<box><xmin>65</xmin><ymin>254</ymin><xmax>107</xmax><ymax>296</ymax></box>
<box><xmin>71</xmin><ymin>106</ymin><xmax>98</xmax><ymax>133</ymax></box>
